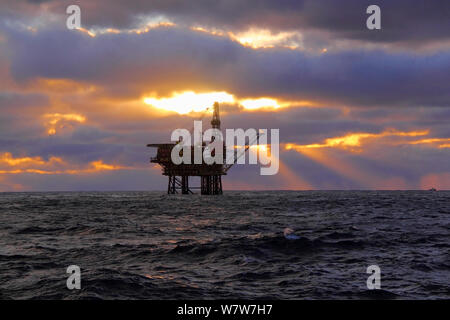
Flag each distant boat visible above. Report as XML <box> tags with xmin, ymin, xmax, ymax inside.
<box><xmin>428</xmin><ymin>187</ymin><xmax>437</xmax><ymax>191</ymax></box>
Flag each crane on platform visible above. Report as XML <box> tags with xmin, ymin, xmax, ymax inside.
<box><xmin>223</xmin><ymin>132</ymin><xmax>262</xmax><ymax>174</ymax></box>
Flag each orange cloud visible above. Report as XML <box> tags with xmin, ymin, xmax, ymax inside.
<box><xmin>408</xmin><ymin>138</ymin><xmax>450</xmax><ymax>149</ymax></box>
<box><xmin>143</xmin><ymin>90</ymin><xmax>316</xmax><ymax>114</ymax></box>
<box><xmin>89</xmin><ymin>160</ymin><xmax>124</xmax><ymax>172</ymax></box>
<box><xmin>285</xmin><ymin>129</ymin><xmax>430</xmax><ymax>152</ymax></box>
<box><xmin>0</xmin><ymin>152</ymin><xmax>126</xmax><ymax>175</ymax></box>
<box><xmin>0</xmin><ymin>152</ymin><xmax>64</xmax><ymax>169</ymax></box>
<box><xmin>32</xmin><ymin>78</ymin><xmax>97</xmax><ymax>94</ymax></box>
<box><xmin>44</xmin><ymin>113</ymin><xmax>86</xmax><ymax>135</ymax></box>
<box><xmin>0</xmin><ymin>152</ymin><xmax>46</xmax><ymax>167</ymax></box>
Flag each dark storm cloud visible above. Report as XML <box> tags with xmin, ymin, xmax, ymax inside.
<box><xmin>2</xmin><ymin>0</ymin><xmax>450</xmax><ymax>48</ymax></box>
<box><xmin>4</xmin><ymin>24</ymin><xmax>450</xmax><ymax>108</ymax></box>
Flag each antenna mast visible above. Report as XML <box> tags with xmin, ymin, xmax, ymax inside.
<box><xmin>211</xmin><ymin>101</ymin><xmax>221</xmax><ymax>129</ymax></box>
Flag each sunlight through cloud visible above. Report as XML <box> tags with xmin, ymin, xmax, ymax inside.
<box><xmin>144</xmin><ymin>91</ymin><xmax>235</xmax><ymax>114</ymax></box>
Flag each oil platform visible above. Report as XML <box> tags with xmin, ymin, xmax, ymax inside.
<box><xmin>148</xmin><ymin>102</ymin><xmax>251</xmax><ymax>195</ymax></box>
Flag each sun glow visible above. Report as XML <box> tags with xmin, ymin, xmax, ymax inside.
<box><xmin>240</xmin><ymin>98</ymin><xmax>280</xmax><ymax>110</ymax></box>
<box><xmin>191</xmin><ymin>26</ymin><xmax>303</xmax><ymax>50</ymax></box>
<box><xmin>143</xmin><ymin>91</ymin><xmax>310</xmax><ymax>114</ymax></box>
<box><xmin>231</xmin><ymin>28</ymin><xmax>303</xmax><ymax>49</ymax></box>
<box><xmin>144</xmin><ymin>91</ymin><xmax>235</xmax><ymax>114</ymax></box>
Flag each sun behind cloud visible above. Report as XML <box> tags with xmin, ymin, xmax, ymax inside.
<box><xmin>143</xmin><ymin>91</ymin><xmax>235</xmax><ymax>114</ymax></box>
<box><xmin>143</xmin><ymin>91</ymin><xmax>311</xmax><ymax>114</ymax></box>
<box><xmin>240</xmin><ymin>98</ymin><xmax>280</xmax><ymax>110</ymax></box>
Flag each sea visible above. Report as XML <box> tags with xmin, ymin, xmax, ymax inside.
<box><xmin>0</xmin><ymin>191</ymin><xmax>448</xmax><ymax>299</ymax></box>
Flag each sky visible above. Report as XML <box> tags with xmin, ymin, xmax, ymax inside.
<box><xmin>0</xmin><ymin>0</ymin><xmax>449</xmax><ymax>191</ymax></box>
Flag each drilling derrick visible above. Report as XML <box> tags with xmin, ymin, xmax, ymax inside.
<box><xmin>202</xmin><ymin>102</ymin><xmax>223</xmax><ymax>194</ymax></box>
<box><xmin>211</xmin><ymin>101</ymin><xmax>221</xmax><ymax>129</ymax></box>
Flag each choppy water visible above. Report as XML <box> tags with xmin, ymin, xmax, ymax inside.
<box><xmin>0</xmin><ymin>191</ymin><xmax>448</xmax><ymax>299</ymax></box>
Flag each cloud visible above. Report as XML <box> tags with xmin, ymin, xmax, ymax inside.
<box><xmin>4</xmin><ymin>0</ymin><xmax>450</xmax><ymax>50</ymax></box>
<box><xmin>44</xmin><ymin>113</ymin><xmax>86</xmax><ymax>135</ymax></box>
<box><xmin>0</xmin><ymin>92</ymin><xmax>49</xmax><ymax>110</ymax></box>
<box><xmin>0</xmin><ymin>2</ymin><xmax>449</xmax><ymax>191</ymax></box>
<box><xmin>408</xmin><ymin>138</ymin><xmax>450</xmax><ymax>149</ymax></box>
<box><xmin>0</xmin><ymin>151</ymin><xmax>127</xmax><ymax>174</ymax></box>
<box><xmin>285</xmin><ymin>129</ymin><xmax>430</xmax><ymax>151</ymax></box>
<box><xmin>4</xmin><ymin>24</ymin><xmax>450</xmax><ymax>108</ymax></box>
